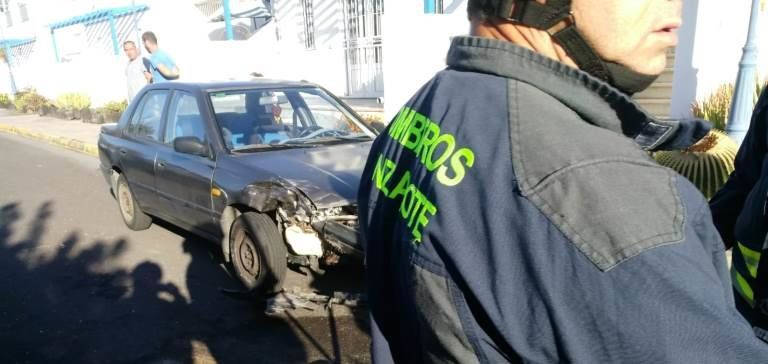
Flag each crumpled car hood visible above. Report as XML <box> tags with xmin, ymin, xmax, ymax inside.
<box><xmin>233</xmin><ymin>142</ymin><xmax>372</xmax><ymax>208</ymax></box>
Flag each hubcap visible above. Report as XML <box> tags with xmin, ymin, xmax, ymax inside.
<box><xmin>118</xmin><ymin>183</ymin><xmax>134</xmax><ymax>221</ymax></box>
<box><xmin>238</xmin><ymin>232</ymin><xmax>260</xmax><ymax>278</ymax></box>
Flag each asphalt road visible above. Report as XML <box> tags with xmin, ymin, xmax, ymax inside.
<box><xmin>0</xmin><ymin>133</ymin><xmax>370</xmax><ymax>363</ymax></box>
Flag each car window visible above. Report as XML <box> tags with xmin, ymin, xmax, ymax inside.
<box><xmin>209</xmin><ymin>93</ymin><xmax>244</xmax><ymax>113</ymax></box>
<box><xmin>209</xmin><ymin>87</ymin><xmax>373</xmax><ymax>151</ymax></box>
<box><xmin>298</xmin><ymin>91</ymin><xmax>359</xmax><ymax>133</ymax></box>
<box><xmin>210</xmin><ymin>90</ymin><xmax>295</xmax><ymax>148</ymax></box>
<box><xmin>164</xmin><ymin>92</ymin><xmax>206</xmax><ymax>145</ymax></box>
<box><xmin>128</xmin><ymin>91</ymin><xmax>168</xmax><ymax>141</ymax></box>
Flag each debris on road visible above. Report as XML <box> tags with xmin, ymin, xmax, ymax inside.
<box><xmin>264</xmin><ymin>287</ymin><xmax>366</xmax><ymax>315</ymax></box>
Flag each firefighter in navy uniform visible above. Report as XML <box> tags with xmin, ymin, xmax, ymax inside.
<box><xmin>359</xmin><ymin>0</ymin><xmax>768</xmax><ymax>362</ymax></box>
<box><xmin>711</xmin><ymin>86</ymin><xmax>768</xmax><ymax>343</ymax></box>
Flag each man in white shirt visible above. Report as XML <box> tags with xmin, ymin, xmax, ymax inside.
<box><xmin>123</xmin><ymin>40</ymin><xmax>151</xmax><ymax>102</ymax></box>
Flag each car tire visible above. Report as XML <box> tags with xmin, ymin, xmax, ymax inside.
<box><xmin>229</xmin><ymin>212</ymin><xmax>287</xmax><ymax>294</ymax></box>
<box><xmin>115</xmin><ymin>174</ymin><xmax>152</xmax><ymax>231</ymax></box>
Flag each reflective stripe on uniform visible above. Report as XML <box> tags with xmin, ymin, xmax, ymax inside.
<box><xmin>737</xmin><ymin>242</ymin><xmax>762</xmax><ymax>279</ymax></box>
<box><xmin>732</xmin><ymin>265</ymin><xmax>756</xmax><ymax>307</ymax></box>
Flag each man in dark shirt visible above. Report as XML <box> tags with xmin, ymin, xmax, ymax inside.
<box><xmin>711</xmin><ymin>87</ymin><xmax>768</xmax><ymax>342</ymax></box>
<box><xmin>359</xmin><ymin>0</ymin><xmax>768</xmax><ymax>362</ymax></box>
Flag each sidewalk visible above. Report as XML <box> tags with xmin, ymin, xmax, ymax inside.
<box><xmin>0</xmin><ymin>109</ymin><xmax>102</xmax><ymax>157</ymax></box>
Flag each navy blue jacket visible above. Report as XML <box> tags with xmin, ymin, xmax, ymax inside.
<box><xmin>711</xmin><ymin>87</ymin><xmax>768</xmax><ymax>341</ymax></box>
<box><xmin>359</xmin><ymin>37</ymin><xmax>768</xmax><ymax>363</ymax></box>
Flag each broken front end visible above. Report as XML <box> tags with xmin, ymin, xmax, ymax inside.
<box><xmin>242</xmin><ymin>182</ymin><xmax>363</xmax><ymax>270</ymax></box>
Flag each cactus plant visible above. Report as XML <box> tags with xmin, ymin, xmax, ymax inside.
<box><xmin>654</xmin><ymin>129</ymin><xmax>738</xmax><ymax>199</ymax></box>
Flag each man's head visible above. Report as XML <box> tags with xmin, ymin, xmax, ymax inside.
<box><xmin>123</xmin><ymin>40</ymin><xmax>139</xmax><ymax>61</ymax></box>
<box><xmin>141</xmin><ymin>31</ymin><xmax>158</xmax><ymax>54</ymax></box>
<box><xmin>468</xmin><ymin>0</ymin><xmax>681</xmax><ymax>92</ymax></box>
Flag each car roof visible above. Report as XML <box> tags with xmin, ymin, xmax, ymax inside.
<box><xmin>145</xmin><ymin>79</ymin><xmax>318</xmax><ymax>93</ymax></box>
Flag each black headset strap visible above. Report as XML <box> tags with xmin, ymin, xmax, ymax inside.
<box><xmin>495</xmin><ymin>0</ymin><xmax>612</xmax><ymax>83</ymax></box>
<box><xmin>497</xmin><ymin>0</ymin><xmax>570</xmax><ymax>28</ymax></box>
<box><xmin>550</xmin><ymin>26</ymin><xmax>611</xmax><ymax>82</ymax></box>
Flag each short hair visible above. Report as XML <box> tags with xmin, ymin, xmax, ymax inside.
<box><xmin>467</xmin><ymin>0</ymin><xmax>501</xmax><ymax>21</ymax></box>
<box><xmin>141</xmin><ymin>31</ymin><xmax>158</xmax><ymax>45</ymax></box>
<box><xmin>123</xmin><ymin>40</ymin><xmax>136</xmax><ymax>48</ymax></box>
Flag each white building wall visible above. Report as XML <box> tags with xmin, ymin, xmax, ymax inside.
<box><xmin>1</xmin><ymin>0</ymin><xmax>344</xmax><ymax>105</ymax></box>
<box><xmin>2</xmin><ymin>0</ymin><xmax>215</xmax><ymax>105</ymax></box>
<box><xmin>269</xmin><ymin>0</ymin><xmax>347</xmax><ymax>95</ymax></box>
<box><xmin>0</xmin><ymin>0</ymin><xmax>358</xmax><ymax>105</ymax></box>
<box><xmin>382</xmin><ymin>1</ymin><xmax>468</xmax><ymax>121</ymax></box>
<box><xmin>0</xmin><ymin>0</ymin><xmax>353</xmax><ymax>105</ymax></box>
<box><xmin>671</xmin><ymin>0</ymin><xmax>768</xmax><ymax>118</ymax></box>
<box><xmin>6</xmin><ymin>0</ymin><xmax>760</xmax><ymax>116</ymax></box>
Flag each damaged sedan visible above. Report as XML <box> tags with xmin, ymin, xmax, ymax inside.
<box><xmin>98</xmin><ymin>80</ymin><xmax>375</xmax><ymax>293</ymax></box>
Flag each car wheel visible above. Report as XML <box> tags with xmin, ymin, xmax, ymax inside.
<box><xmin>115</xmin><ymin>174</ymin><xmax>152</xmax><ymax>231</ymax></box>
<box><xmin>229</xmin><ymin>212</ymin><xmax>287</xmax><ymax>294</ymax></box>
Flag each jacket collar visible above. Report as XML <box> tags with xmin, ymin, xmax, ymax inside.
<box><xmin>445</xmin><ymin>36</ymin><xmax>708</xmax><ymax>151</ymax></box>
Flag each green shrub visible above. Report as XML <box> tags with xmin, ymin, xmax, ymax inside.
<box><xmin>13</xmin><ymin>88</ymin><xmax>31</xmax><ymax>111</ymax></box>
<box><xmin>23</xmin><ymin>94</ymin><xmax>48</xmax><ymax>113</ymax></box>
<box><xmin>692</xmin><ymin>84</ymin><xmax>733</xmax><ymax>131</ymax></box>
<box><xmin>13</xmin><ymin>88</ymin><xmax>49</xmax><ymax>113</ymax></box>
<box><xmin>692</xmin><ymin>79</ymin><xmax>767</xmax><ymax>131</ymax></box>
<box><xmin>56</xmin><ymin>92</ymin><xmax>91</xmax><ymax>111</ymax></box>
<box><xmin>103</xmin><ymin>100</ymin><xmax>128</xmax><ymax>113</ymax></box>
<box><xmin>0</xmin><ymin>93</ymin><xmax>10</xmax><ymax>108</ymax></box>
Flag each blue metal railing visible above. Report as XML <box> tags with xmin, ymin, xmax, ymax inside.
<box><xmin>48</xmin><ymin>5</ymin><xmax>148</xmax><ymax>60</ymax></box>
<box><xmin>223</xmin><ymin>0</ymin><xmax>234</xmax><ymax>40</ymax></box>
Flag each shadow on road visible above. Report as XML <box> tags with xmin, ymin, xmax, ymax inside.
<box><xmin>0</xmin><ymin>202</ymin><xmax>307</xmax><ymax>363</ymax></box>
<box><xmin>0</xmin><ymin>201</ymin><xmax>370</xmax><ymax>363</ymax></box>
<box><xmin>165</xmin><ymin>218</ymin><xmax>372</xmax><ymax>363</ymax></box>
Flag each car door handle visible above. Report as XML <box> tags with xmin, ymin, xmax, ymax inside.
<box><xmin>119</xmin><ymin>149</ymin><xmax>127</xmax><ymax>155</ymax></box>
<box><xmin>157</xmin><ymin>159</ymin><xmax>166</xmax><ymax>168</ymax></box>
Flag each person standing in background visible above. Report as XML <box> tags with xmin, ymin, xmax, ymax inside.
<box><xmin>123</xmin><ymin>40</ymin><xmax>151</xmax><ymax>102</ymax></box>
<box><xmin>141</xmin><ymin>31</ymin><xmax>179</xmax><ymax>83</ymax></box>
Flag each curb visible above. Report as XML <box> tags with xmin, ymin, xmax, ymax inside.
<box><xmin>0</xmin><ymin>124</ymin><xmax>99</xmax><ymax>157</ymax></box>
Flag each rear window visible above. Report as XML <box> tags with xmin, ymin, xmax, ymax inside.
<box><xmin>127</xmin><ymin>90</ymin><xmax>168</xmax><ymax>141</ymax></box>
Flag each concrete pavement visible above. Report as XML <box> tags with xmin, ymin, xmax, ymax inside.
<box><xmin>0</xmin><ymin>109</ymin><xmax>101</xmax><ymax>156</ymax></box>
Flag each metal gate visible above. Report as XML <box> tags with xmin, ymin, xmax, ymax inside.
<box><xmin>342</xmin><ymin>0</ymin><xmax>383</xmax><ymax>98</ymax></box>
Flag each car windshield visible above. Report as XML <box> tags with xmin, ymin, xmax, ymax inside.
<box><xmin>209</xmin><ymin>87</ymin><xmax>375</xmax><ymax>152</ymax></box>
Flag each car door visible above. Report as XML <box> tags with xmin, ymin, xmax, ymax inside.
<box><xmin>121</xmin><ymin>89</ymin><xmax>170</xmax><ymax>214</ymax></box>
<box><xmin>155</xmin><ymin>91</ymin><xmax>217</xmax><ymax>235</ymax></box>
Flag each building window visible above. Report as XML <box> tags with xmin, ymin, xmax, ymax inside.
<box><xmin>18</xmin><ymin>2</ymin><xmax>28</xmax><ymax>23</ymax></box>
<box><xmin>301</xmin><ymin>0</ymin><xmax>315</xmax><ymax>49</ymax></box>
<box><xmin>0</xmin><ymin>0</ymin><xmax>12</xmax><ymax>27</ymax></box>
<box><xmin>342</xmin><ymin>0</ymin><xmax>384</xmax><ymax>97</ymax></box>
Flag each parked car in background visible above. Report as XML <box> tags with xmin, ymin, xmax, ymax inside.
<box><xmin>98</xmin><ymin>80</ymin><xmax>376</xmax><ymax>294</ymax></box>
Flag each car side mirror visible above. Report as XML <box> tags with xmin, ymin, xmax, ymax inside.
<box><xmin>174</xmin><ymin>136</ymin><xmax>208</xmax><ymax>156</ymax></box>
